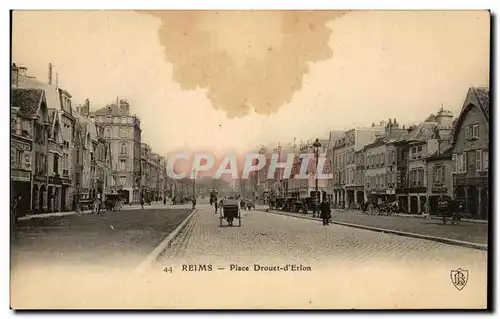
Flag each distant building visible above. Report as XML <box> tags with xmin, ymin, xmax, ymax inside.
<box><xmin>331</xmin><ymin>123</ymin><xmax>385</xmax><ymax>208</ymax></box>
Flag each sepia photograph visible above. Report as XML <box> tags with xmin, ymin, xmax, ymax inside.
<box><xmin>9</xmin><ymin>9</ymin><xmax>490</xmax><ymax>310</ymax></box>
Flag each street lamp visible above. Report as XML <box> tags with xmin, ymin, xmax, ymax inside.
<box><xmin>312</xmin><ymin>138</ymin><xmax>322</xmax><ymax>217</ymax></box>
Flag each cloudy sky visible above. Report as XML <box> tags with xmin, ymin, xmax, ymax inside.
<box><xmin>12</xmin><ymin>10</ymin><xmax>490</xmax><ymax>155</ymax></box>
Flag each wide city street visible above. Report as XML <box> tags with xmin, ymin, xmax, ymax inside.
<box><xmin>151</xmin><ymin>204</ymin><xmax>487</xmax><ymax>309</ymax></box>
<box><xmin>10</xmin><ymin>202</ymin><xmax>488</xmax><ymax>309</ymax></box>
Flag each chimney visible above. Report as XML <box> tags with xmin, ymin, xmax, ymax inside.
<box><xmin>119</xmin><ymin>99</ymin><xmax>130</xmax><ymax>114</ymax></box>
<box><xmin>48</xmin><ymin>63</ymin><xmax>53</xmax><ymax>85</ymax></box>
<box><xmin>11</xmin><ymin>63</ymin><xmax>19</xmax><ymax>87</ymax></box>
<box><xmin>81</xmin><ymin>98</ymin><xmax>90</xmax><ymax>116</ymax></box>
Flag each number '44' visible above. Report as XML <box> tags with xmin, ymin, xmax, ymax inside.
<box><xmin>163</xmin><ymin>266</ymin><xmax>173</xmax><ymax>273</ymax></box>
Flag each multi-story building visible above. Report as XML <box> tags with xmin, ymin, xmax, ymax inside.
<box><xmin>292</xmin><ymin>139</ymin><xmax>330</xmax><ymax>201</ymax></box>
<box><xmin>140</xmin><ymin>143</ymin><xmax>152</xmax><ymax>201</ymax></box>
<box><xmin>354</xmin><ymin>149</ymin><xmax>365</xmax><ymax>206</ymax></box>
<box><xmin>363</xmin><ymin>138</ymin><xmax>387</xmax><ymax>205</ymax></box>
<box><xmin>331</xmin><ymin>124</ymin><xmax>385</xmax><ymax>208</ymax></box>
<box><xmin>405</xmin><ymin>108</ymin><xmax>454</xmax><ymax>214</ymax></box>
<box><xmin>11</xmin><ymin>84</ymin><xmax>49</xmax><ymax>215</ymax></box>
<box><xmin>12</xmin><ymin>64</ymin><xmax>65</xmax><ymax>215</ymax></box>
<box><xmin>46</xmin><ymin>108</ymin><xmax>64</xmax><ymax>212</ymax></box>
<box><xmin>159</xmin><ymin>156</ymin><xmax>168</xmax><ymax>199</ymax></box>
<box><xmin>331</xmin><ymin>134</ymin><xmax>346</xmax><ymax>207</ymax></box>
<box><xmin>12</xmin><ymin>63</ymin><xmax>79</xmax><ymax>213</ymax></box>
<box><xmin>95</xmin><ymin>124</ymin><xmax>114</xmax><ymax>199</ymax></box>
<box><xmin>72</xmin><ymin>110</ymin><xmax>100</xmax><ymax>209</ymax></box>
<box><xmin>91</xmin><ymin>99</ymin><xmax>142</xmax><ymax>204</ymax></box>
<box><xmin>425</xmin><ymin>148</ymin><xmax>454</xmax><ymax>213</ymax></box>
<box><xmin>150</xmin><ymin>152</ymin><xmax>161</xmax><ymax>200</ymax></box>
<box><xmin>450</xmin><ymin>87</ymin><xmax>489</xmax><ymax>219</ymax></box>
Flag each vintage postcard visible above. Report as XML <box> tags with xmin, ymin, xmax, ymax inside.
<box><xmin>10</xmin><ymin>10</ymin><xmax>490</xmax><ymax>309</ymax></box>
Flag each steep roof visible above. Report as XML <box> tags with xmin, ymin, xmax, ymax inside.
<box><xmin>15</xmin><ymin>75</ymin><xmax>62</xmax><ymax>110</ymax></box>
<box><xmin>363</xmin><ymin>137</ymin><xmax>386</xmax><ymax>150</ymax></box>
<box><xmin>451</xmin><ymin>87</ymin><xmax>490</xmax><ymax>145</ymax></box>
<box><xmin>407</xmin><ymin>122</ymin><xmax>439</xmax><ymax>142</ymax></box>
<box><xmin>11</xmin><ymin>88</ymin><xmax>46</xmax><ymax>118</ymax></box>
<box><xmin>473</xmin><ymin>87</ymin><xmax>490</xmax><ymax>120</ymax></box>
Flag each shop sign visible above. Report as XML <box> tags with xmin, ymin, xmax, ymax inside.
<box><xmin>11</xmin><ymin>170</ymin><xmax>31</xmax><ymax>182</ymax></box>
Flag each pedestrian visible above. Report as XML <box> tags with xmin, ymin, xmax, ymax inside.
<box><xmin>163</xmin><ymin>197</ymin><xmax>167</xmax><ymax>206</ymax></box>
<box><xmin>214</xmin><ymin>198</ymin><xmax>218</xmax><ymax>214</ymax></box>
<box><xmin>11</xmin><ymin>195</ymin><xmax>20</xmax><ymax>229</ymax></box>
<box><xmin>93</xmin><ymin>198</ymin><xmax>99</xmax><ymax>215</ymax></box>
<box><xmin>140</xmin><ymin>198</ymin><xmax>145</xmax><ymax>210</ymax></box>
<box><xmin>192</xmin><ymin>196</ymin><xmax>197</xmax><ymax>209</ymax></box>
<box><xmin>319</xmin><ymin>198</ymin><xmax>331</xmax><ymax>225</ymax></box>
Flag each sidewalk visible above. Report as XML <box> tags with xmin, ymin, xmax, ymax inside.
<box><xmin>257</xmin><ymin>206</ymin><xmax>488</xmax><ymax>248</ymax></box>
<box><xmin>17</xmin><ymin>202</ymin><xmax>191</xmax><ymax>221</ymax></box>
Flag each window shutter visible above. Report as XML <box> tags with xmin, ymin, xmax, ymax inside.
<box><xmin>476</xmin><ymin>150</ymin><xmax>482</xmax><ymax>171</ymax></box>
<box><xmin>462</xmin><ymin>153</ymin><xmax>468</xmax><ymax>173</ymax></box>
<box><xmin>441</xmin><ymin>166</ymin><xmax>445</xmax><ymax>184</ymax></box>
<box><xmin>473</xmin><ymin>124</ymin><xmax>479</xmax><ymax>138</ymax></box>
<box><xmin>484</xmin><ymin>151</ymin><xmax>489</xmax><ymax>170</ymax></box>
<box><xmin>452</xmin><ymin>154</ymin><xmax>457</xmax><ymax>173</ymax></box>
<box><xmin>432</xmin><ymin>166</ymin><xmax>437</xmax><ymax>184</ymax></box>
<box><xmin>465</xmin><ymin>126</ymin><xmax>469</xmax><ymax>139</ymax></box>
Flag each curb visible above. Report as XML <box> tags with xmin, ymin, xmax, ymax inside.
<box><xmin>17</xmin><ymin>205</ymin><xmax>184</xmax><ymax>221</ymax></box>
<box><xmin>18</xmin><ymin>211</ymin><xmax>92</xmax><ymax>221</ymax></box>
<box><xmin>331</xmin><ymin>209</ymin><xmax>488</xmax><ymax>225</ymax></box>
<box><xmin>133</xmin><ymin>208</ymin><xmax>198</xmax><ymax>274</ymax></box>
<box><xmin>261</xmin><ymin>209</ymin><xmax>487</xmax><ymax>251</ymax></box>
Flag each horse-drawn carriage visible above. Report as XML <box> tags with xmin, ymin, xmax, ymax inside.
<box><xmin>104</xmin><ymin>194</ymin><xmax>123</xmax><ymax>212</ymax></box>
<box><xmin>219</xmin><ymin>198</ymin><xmax>242</xmax><ymax>227</ymax></box>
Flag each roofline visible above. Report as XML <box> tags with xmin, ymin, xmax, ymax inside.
<box><xmin>451</xmin><ymin>87</ymin><xmax>489</xmax><ymax>146</ymax></box>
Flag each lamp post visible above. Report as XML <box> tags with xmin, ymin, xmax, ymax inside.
<box><xmin>312</xmin><ymin>138</ymin><xmax>322</xmax><ymax>217</ymax></box>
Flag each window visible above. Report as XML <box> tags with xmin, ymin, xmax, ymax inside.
<box><xmin>120</xmin><ymin>128</ymin><xmax>128</xmax><ymax>138</ymax></box>
<box><xmin>433</xmin><ymin>166</ymin><xmax>445</xmax><ymax>185</ymax></box>
<box><xmin>483</xmin><ymin>151</ymin><xmax>489</xmax><ymax>171</ymax></box>
<box><xmin>381</xmin><ymin>153</ymin><xmax>385</xmax><ymax>165</ymax></box>
<box><xmin>120</xmin><ymin>176</ymin><xmax>126</xmax><ymax>186</ymax></box>
<box><xmin>476</xmin><ymin>150</ymin><xmax>482</xmax><ymax>171</ymax></box>
<box><xmin>12</xmin><ymin>149</ymin><xmax>22</xmax><ymax>169</ymax></box>
<box><xmin>465</xmin><ymin>126</ymin><xmax>470</xmax><ymax>139</ymax></box>
<box><xmin>456</xmin><ymin>153</ymin><xmax>466</xmax><ymax>173</ymax></box>
<box><xmin>105</xmin><ymin>115</ymin><xmax>112</xmax><ymax>123</ymax></box>
<box><xmin>121</xmin><ymin>143</ymin><xmax>127</xmax><ymax>155</ymax></box>
<box><xmin>120</xmin><ymin>160</ymin><xmax>126</xmax><ymax>171</ymax></box>
<box><xmin>53</xmin><ymin>154</ymin><xmax>59</xmax><ymax>175</ymax></box>
<box><xmin>472</xmin><ymin>124</ymin><xmax>479</xmax><ymax>138</ymax></box>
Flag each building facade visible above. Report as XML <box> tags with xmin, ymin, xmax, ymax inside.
<box><xmin>91</xmin><ymin>99</ymin><xmax>142</xmax><ymax>204</ymax></box>
<box><xmin>450</xmin><ymin>87</ymin><xmax>489</xmax><ymax>219</ymax></box>
<box><xmin>11</xmin><ymin>86</ymin><xmax>49</xmax><ymax>215</ymax></box>
<box><xmin>363</xmin><ymin>139</ymin><xmax>387</xmax><ymax>205</ymax></box>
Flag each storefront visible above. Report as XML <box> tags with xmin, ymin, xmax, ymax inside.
<box><xmin>11</xmin><ymin>170</ymin><xmax>31</xmax><ymax>217</ymax></box>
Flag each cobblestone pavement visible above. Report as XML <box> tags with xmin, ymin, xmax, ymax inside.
<box><xmin>258</xmin><ymin>207</ymin><xmax>488</xmax><ymax>245</ymax></box>
<box><xmin>12</xmin><ymin>207</ymin><xmax>192</xmax><ymax>271</ymax></box>
<box><xmin>147</xmin><ymin>204</ymin><xmax>487</xmax><ymax>309</ymax></box>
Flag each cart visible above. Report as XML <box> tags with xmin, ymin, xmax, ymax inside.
<box><xmin>219</xmin><ymin>199</ymin><xmax>241</xmax><ymax>227</ymax></box>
